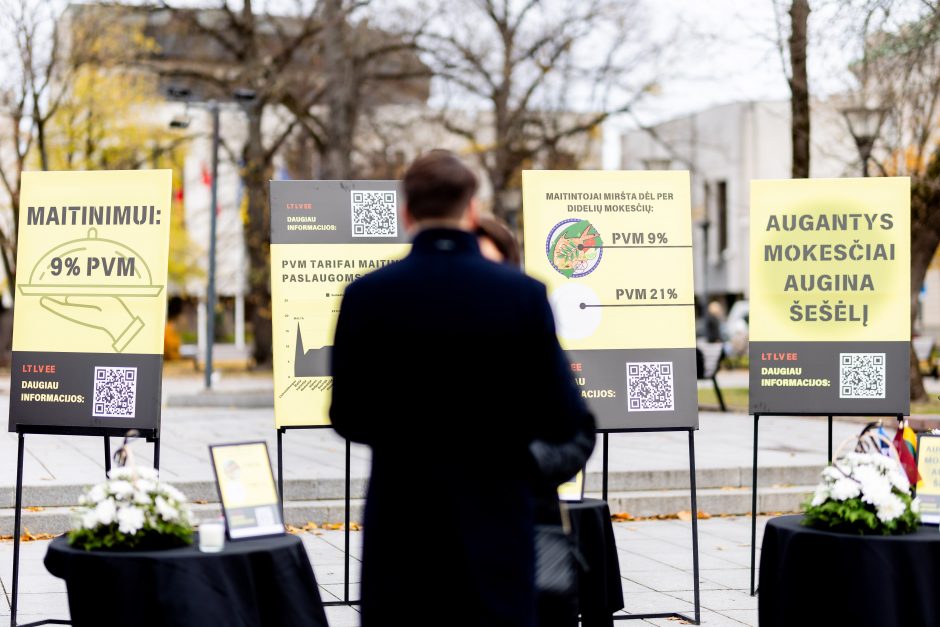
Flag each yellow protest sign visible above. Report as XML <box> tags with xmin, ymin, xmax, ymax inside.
<box><xmin>522</xmin><ymin>170</ymin><xmax>697</xmax><ymax>430</ymax></box>
<box><xmin>9</xmin><ymin>170</ymin><xmax>171</xmax><ymax>433</ymax></box>
<box><xmin>749</xmin><ymin>178</ymin><xmax>910</xmax><ymax>415</ymax></box>
<box><xmin>270</xmin><ymin>181</ymin><xmax>409</xmax><ymax>427</ymax></box>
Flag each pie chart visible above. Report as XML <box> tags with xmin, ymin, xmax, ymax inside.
<box><xmin>549</xmin><ymin>284</ymin><xmax>602</xmax><ymax>340</ymax></box>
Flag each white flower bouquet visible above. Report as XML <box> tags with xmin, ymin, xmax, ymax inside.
<box><xmin>68</xmin><ymin>466</ymin><xmax>195</xmax><ymax>551</ymax></box>
<box><xmin>804</xmin><ymin>448</ymin><xmax>920</xmax><ymax>536</ymax></box>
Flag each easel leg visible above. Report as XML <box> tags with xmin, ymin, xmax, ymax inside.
<box><xmin>688</xmin><ymin>430</ymin><xmax>701</xmax><ymax>625</ymax></box>
<box><xmin>602</xmin><ymin>432</ymin><xmax>609</xmax><ymax>503</ymax></box>
<box><xmin>11</xmin><ymin>433</ymin><xmax>25</xmax><ymax>627</ymax></box>
<box><xmin>277</xmin><ymin>429</ymin><xmax>284</xmax><ymax>519</ymax></box>
<box><xmin>750</xmin><ymin>414</ymin><xmax>760</xmax><ymax>597</ymax></box>
<box><xmin>827</xmin><ymin>416</ymin><xmax>833</xmax><ymax>463</ymax></box>
<box><xmin>153</xmin><ymin>436</ymin><xmax>161</xmax><ymax>472</ymax></box>
<box><xmin>104</xmin><ymin>436</ymin><xmax>111</xmax><ymax>475</ymax></box>
<box><xmin>344</xmin><ymin>438</ymin><xmax>351</xmax><ymax>604</ymax></box>
<box><xmin>713</xmin><ymin>377</ymin><xmax>726</xmax><ymax>412</ymax></box>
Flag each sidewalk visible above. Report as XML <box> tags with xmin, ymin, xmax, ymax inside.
<box><xmin>1</xmin><ymin>372</ymin><xmax>863</xmax><ymax>534</ymax></box>
<box><xmin>0</xmin><ymin>515</ymin><xmax>769</xmax><ymax>627</ymax></box>
<box><xmin>0</xmin><ymin>370</ymin><xmax>887</xmax><ymax>626</ymax></box>
<box><xmin>1</xmin><ymin>373</ymin><xmax>857</xmax><ymax>483</ymax></box>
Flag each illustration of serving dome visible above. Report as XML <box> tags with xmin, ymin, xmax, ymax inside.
<box><xmin>19</xmin><ymin>228</ymin><xmax>163</xmax><ymax>353</ymax></box>
<box><xmin>546</xmin><ymin>219</ymin><xmax>603</xmax><ymax>278</ymax></box>
<box><xmin>20</xmin><ymin>228</ymin><xmax>162</xmax><ymax>297</ymax></box>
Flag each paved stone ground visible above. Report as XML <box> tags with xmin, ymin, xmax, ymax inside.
<box><xmin>5</xmin><ymin>368</ymin><xmax>913</xmax><ymax>500</ymax></box>
<box><xmin>0</xmin><ymin>515</ymin><xmax>768</xmax><ymax>626</ymax></box>
<box><xmin>1</xmin><ymin>373</ymin><xmax>861</xmax><ymax>490</ymax></box>
<box><xmin>0</xmin><ymin>369</ymin><xmax>920</xmax><ymax>625</ymax></box>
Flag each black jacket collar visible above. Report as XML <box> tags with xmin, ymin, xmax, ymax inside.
<box><xmin>411</xmin><ymin>228</ymin><xmax>480</xmax><ymax>256</ymax></box>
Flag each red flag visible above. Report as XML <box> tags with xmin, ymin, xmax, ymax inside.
<box><xmin>894</xmin><ymin>428</ymin><xmax>921</xmax><ymax>485</ymax></box>
<box><xmin>200</xmin><ymin>162</ymin><xmax>221</xmax><ymax>215</ymax></box>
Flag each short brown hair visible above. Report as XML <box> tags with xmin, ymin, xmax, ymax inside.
<box><xmin>403</xmin><ymin>150</ymin><xmax>478</xmax><ymax>220</ymax></box>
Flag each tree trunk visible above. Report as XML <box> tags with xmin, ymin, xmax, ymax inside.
<box><xmin>789</xmin><ymin>0</ymin><xmax>811</xmax><ymax>179</ymax></box>
<box><xmin>243</xmin><ymin>108</ymin><xmax>273</xmax><ymax>366</ymax></box>
<box><xmin>911</xmin><ymin>230</ymin><xmax>939</xmax><ymax>403</ymax></box>
<box><xmin>321</xmin><ymin>0</ymin><xmax>355</xmax><ymax>179</ymax></box>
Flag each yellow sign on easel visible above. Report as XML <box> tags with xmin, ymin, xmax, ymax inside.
<box><xmin>9</xmin><ymin>170</ymin><xmax>171</xmax><ymax>433</ymax></box>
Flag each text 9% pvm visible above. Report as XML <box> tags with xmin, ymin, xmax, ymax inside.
<box><xmin>50</xmin><ymin>255</ymin><xmax>136</xmax><ymax>277</ymax></box>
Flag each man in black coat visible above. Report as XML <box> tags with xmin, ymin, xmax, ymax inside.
<box><xmin>330</xmin><ymin>151</ymin><xmax>595</xmax><ymax>627</ymax></box>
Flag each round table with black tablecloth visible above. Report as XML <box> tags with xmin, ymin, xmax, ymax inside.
<box><xmin>567</xmin><ymin>498</ymin><xmax>625</xmax><ymax>627</ymax></box>
<box><xmin>45</xmin><ymin>533</ymin><xmax>328</xmax><ymax>627</ymax></box>
<box><xmin>760</xmin><ymin>514</ymin><xmax>940</xmax><ymax>627</ymax></box>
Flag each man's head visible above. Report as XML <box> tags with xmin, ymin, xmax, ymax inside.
<box><xmin>403</xmin><ymin>150</ymin><xmax>479</xmax><ymax>230</ymax></box>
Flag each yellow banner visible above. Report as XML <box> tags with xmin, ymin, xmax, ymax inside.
<box><xmin>270</xmin><ymin>180</ymin><xmax>410</xmax><ymax>428</ymax></box>
<box><xmin>271</xmin><ymin>242</ymin><xmax>409</xmax><ymax>426</ymax></box>
<box><xmin>917</xmin><ymin>435</ymin><xmax>940</xmax><ymax>523</ymax></box>
<box><xmin>749</xmin><ymin>178</ymin><xmax>910</xmax><ymax>342</ymax></box>
<box><xmin>13</xmin><ymin>170</ymin><xmax>172</xmax><ymax>355</ymax></box>
<box><xmin>522</xmin><ymin>170</ymin><xmax>695</xmax><ymax>350</ymax></box>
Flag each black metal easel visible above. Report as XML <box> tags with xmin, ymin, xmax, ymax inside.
<box><xmin>276</xmin><ymin>426</ymin><xmax>357</xmax><ymax>607</ymax></box>
<box><xmin>600</xmin><ymin>427</ymin><xmax>702</xmax><ymax>625</ymax></box>
<box><xmin>748</xmin><ymin>412</ymin><xmax>903</xmax><ymax>596</ymax></box>
<box><xmin>275</xmin><ymin>425</ymin><xmax>701</xmax><ymax>623</ymax></box>
<box><xmin>9</xmin><ymin>426</ymin><xmax>160</xmax><ymax>627</ymax></box>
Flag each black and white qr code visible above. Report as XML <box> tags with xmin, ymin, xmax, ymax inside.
<box><xmin>351</xmin><ymin>190</ymin><xmax>398</xmax><ymax>237</ymax></box>
<box><xmin>839</xmin><ymin>353</ymin><xmax>886</xmax><ymax>399</ymax></box>
<box><xmin>626</xmin><ymin>362</ymin><xmax>675</xmax><ymax>412</ymax></box>
<box><xmin>92</xmin><ymin>366</ymin><xmax>138</xmax><ymax>418</ymax></box>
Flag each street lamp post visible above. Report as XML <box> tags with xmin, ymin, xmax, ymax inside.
<box><xmin>168</xmin><ymin>87</ymin><xmax>254</xmax><ymax>389</ymax></box>
<box><xmin>205</xmin><ymin>101</ymin><xmax>220</xmax><ymax>391</ymax></box>
<box><xmin>841</xmin><ymin>106</ymin><xmax>889</xmax><ymax>177</ymax></box>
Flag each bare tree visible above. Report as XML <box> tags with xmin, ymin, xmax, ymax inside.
<box><xmin>142</xmin><ymin>0</ymin><xmax>329</xmax><ymax>366</ymax></box>
<box><xmin>848</xmin><ymin>1</ymin><xmax>940</xmax><ymax>401</ymax></box>
<box><xmin>282</xmin><ymin>0</ymin><xmax>431</xmax><ymax>180</ymax></box>
<box><xmin>0</xmin><ymin>0</ymin><xmax>61</xmax><ymax>299</ymax></box>
<box><xmin>145</xmin><ymin>0</ymin><xmax>428</xmax><ymax>365</ymax></box>
<box><xmin>0</xmin><ymin>1</ymin><xmax>138</xmax><ymax>361</ymax></box>
<box><xmin>771</xmin><ymin>0</ymin><xmax>812</xmax><ymax>178</ymax></box>
<box><xmin>422</xmin><ymin>0</ymin><xmax>664</xmax><ymax>219</ymax></box>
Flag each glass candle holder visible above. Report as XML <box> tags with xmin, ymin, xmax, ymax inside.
<box><xmin>199</xmin><ymin>519</ymin><xmax>226</xmax><ymax>553</ymax></box>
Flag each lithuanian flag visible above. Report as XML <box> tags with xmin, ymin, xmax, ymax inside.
<box><xmin>894</xmin><ymin>423</ymin><xmax>920</xmax><ymax>485</ymax></box>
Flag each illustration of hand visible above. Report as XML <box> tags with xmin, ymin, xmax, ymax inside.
<box><xmin>40</xmin><ymin>296</ymin><xmax>144</xmax><ymax>353</ymax></box>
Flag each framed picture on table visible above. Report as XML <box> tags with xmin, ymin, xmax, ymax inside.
<box><xmin>916</xmin><ymin>434</ymin><xmax>940</xmax><ymax>525</ymax></box>
<box><xmin>209</xmin><ymin>441</ymin><xmax>285</xmax><ymax>539</ymax></box>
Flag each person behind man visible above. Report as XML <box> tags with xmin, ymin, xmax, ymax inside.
<box><xmin>476</xmin><ymin>214</ymin><xmax>522</xmax><ymax>267</ymax></box>
<box><xmin>330</xmin><ymin>151</ymin><xmax>595</xmax><ymax>627</ymax></box>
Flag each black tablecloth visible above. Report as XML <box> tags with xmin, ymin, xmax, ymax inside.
<box><xmin>567</xmin><ymin>498</ymin><xmax>624</xmax><ymax>627</ymax></box>
<box><xmin>760</xmin><ymin>515</ymin><xmax>940</xmax><ymax>627</ymax></box>
<box><xmin>45</xmin><ymin>533</ymin><xmax>328</xmax><ymax>627</ymax></box>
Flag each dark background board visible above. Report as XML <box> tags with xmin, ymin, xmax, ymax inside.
<box><xmin>270</xmin><ymin>180</ymin><xmax>410</xmax><ymax>245</ymax></box>
<box><xmin>567</xmin><ymin>347</ymin><xmax>698</xmax><ymax>430</ymax></box>
<box><xmin>9</xmin><ymin>351</ymin><xmax>162</xmax><ymax>432</ymax></box>
<box><xmin>748</xmin><ymin>340</ymin><xmax>909</xmax><ymax>415</ymax></box>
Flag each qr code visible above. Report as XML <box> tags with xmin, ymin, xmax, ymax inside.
<box><xmin>626</xmin><ymin>362</ymin><xmax>674</xmax><ymax>412</ymax></box>
<box><xmin>351</xmin><ymin>190</ymin><xmax>397</xmax><ymax>237</ymax></box>
<box><xmin>840</xmin><ymin>353</ymin><xmax>886</xmax><ymax>398</ymax></box>
<box><xmin>92</xmin><ymin>367</ymin><xmax>138</xmax><ymax>418</ymax></box>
